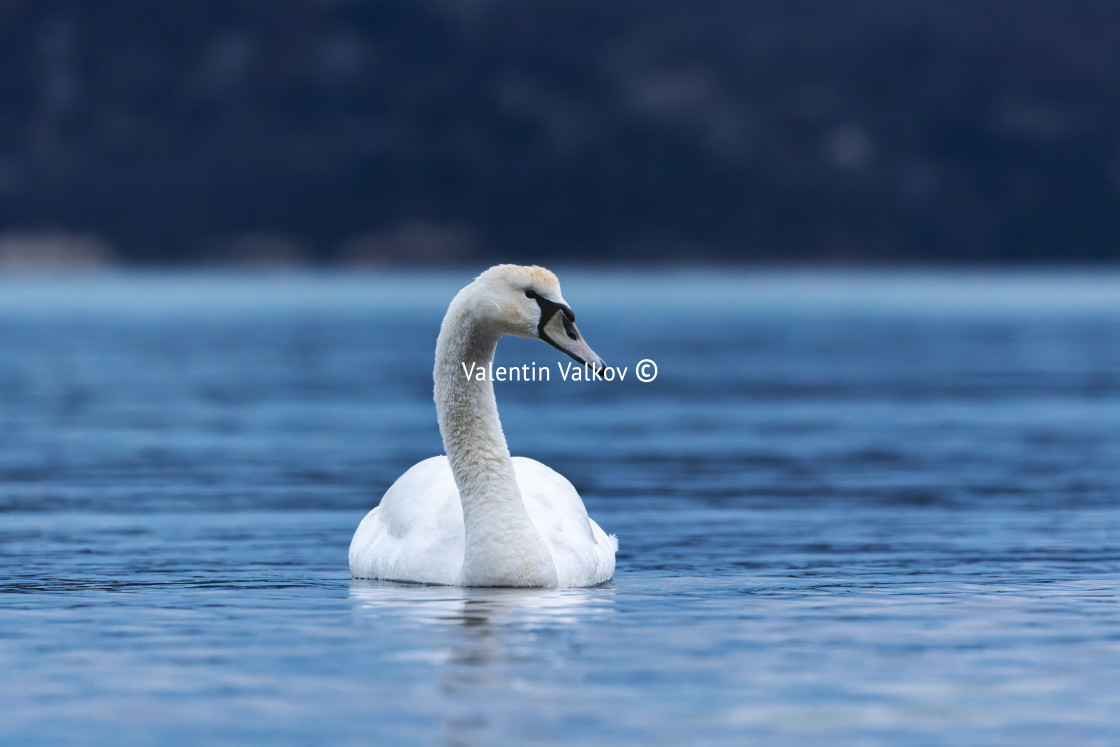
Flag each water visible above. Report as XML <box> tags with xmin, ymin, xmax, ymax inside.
<box><xmin>2</xmin><ymin>270</ymin><xmax>1119</xmax><ymax>745</ymax></box>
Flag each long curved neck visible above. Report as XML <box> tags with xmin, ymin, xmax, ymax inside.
<box><xmin>434</xmin><ymin>296</ymin><xmax>557</xmax><ymax>586</ymax></box>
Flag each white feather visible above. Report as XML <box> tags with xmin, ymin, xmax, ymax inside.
<box><xmin>349</xmin><ymin>456</ymin><xmax>617</xmax><ymax>587</ymax></box>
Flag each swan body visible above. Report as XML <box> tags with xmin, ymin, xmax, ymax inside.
<box><xmin>349</xmin><ymin>456</ymin><xmax>617</xmax><ymax>587</ymax></box>
<box><xmin>349</xmin><ymin>265</ymin><xmax>617</xmax><ymax>587</ymax></box>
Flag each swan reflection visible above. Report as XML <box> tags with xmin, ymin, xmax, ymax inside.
<box><xmin>348</xmin><ymin>579</ymin><xmax>615</xmax><ymax>629</ymax></box>
<box><xmin>349</xmin><ymin>580</ymin><xmax>616</xmax><ymax>743</ymax></box>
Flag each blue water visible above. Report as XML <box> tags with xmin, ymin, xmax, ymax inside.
<box><xmin>2</xmin><ymin>270</ymin><xmax>1119</xmax><ymax>745</ymax></box>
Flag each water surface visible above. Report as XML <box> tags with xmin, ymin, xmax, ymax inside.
<box><xmin>2</xmin><ymin>271</ymin><xmax>1119</xmax><ymax>744</ymax></box>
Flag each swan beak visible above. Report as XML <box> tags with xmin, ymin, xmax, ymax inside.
<box><xmin>539</xmin><ymin>310</ymin><xmax>604</xmax><ymax>370</ymax></box>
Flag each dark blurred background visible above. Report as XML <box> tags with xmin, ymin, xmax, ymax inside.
<box><xmin>1</xmin><ymin>0</ymin><xmax>1118</xmax><ymax>267</ymax></box>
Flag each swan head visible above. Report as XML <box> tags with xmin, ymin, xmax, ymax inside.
<box><xmin>468</xmin><ymin>264</ymin><xmax>605</xmax><ymax>369</ymax></box>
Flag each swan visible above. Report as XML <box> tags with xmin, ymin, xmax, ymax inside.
<box><xmin>349</xmin><ymin>264</ymin><xmax>617</xmax><ymax>587</ymax></box>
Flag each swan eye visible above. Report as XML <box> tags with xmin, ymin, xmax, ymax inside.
<box><xmin>525</xmin><ymin>289</ymin><xmax>537</xmax><ymax>299</ymax></box>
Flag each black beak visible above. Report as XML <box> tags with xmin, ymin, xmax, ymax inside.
<box><xmin>534</xmin><ymin>296</ymin><xmax>604</xmax><ymax>370</ymax></box>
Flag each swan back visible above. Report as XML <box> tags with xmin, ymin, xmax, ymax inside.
<box><xmin>349</xmin><ymin>456</ymin><xmax>616</xmax><ymax>587</ymax></box>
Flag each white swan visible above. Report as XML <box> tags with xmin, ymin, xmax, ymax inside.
<box><xmin>349</xmin><ymin>264</ymin><xmax>617</xmax><ymax>587</ymax></box>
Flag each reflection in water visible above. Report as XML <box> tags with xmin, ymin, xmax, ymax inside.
<box><xmin>349</xmin><ymin>580</ymin><xmax>616</xmax><ymax>628</ymax></box>
<box><xmin>348</xmin><ymin>581</ymin><xmax>616</xmax><ymax>744</ymax></box>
